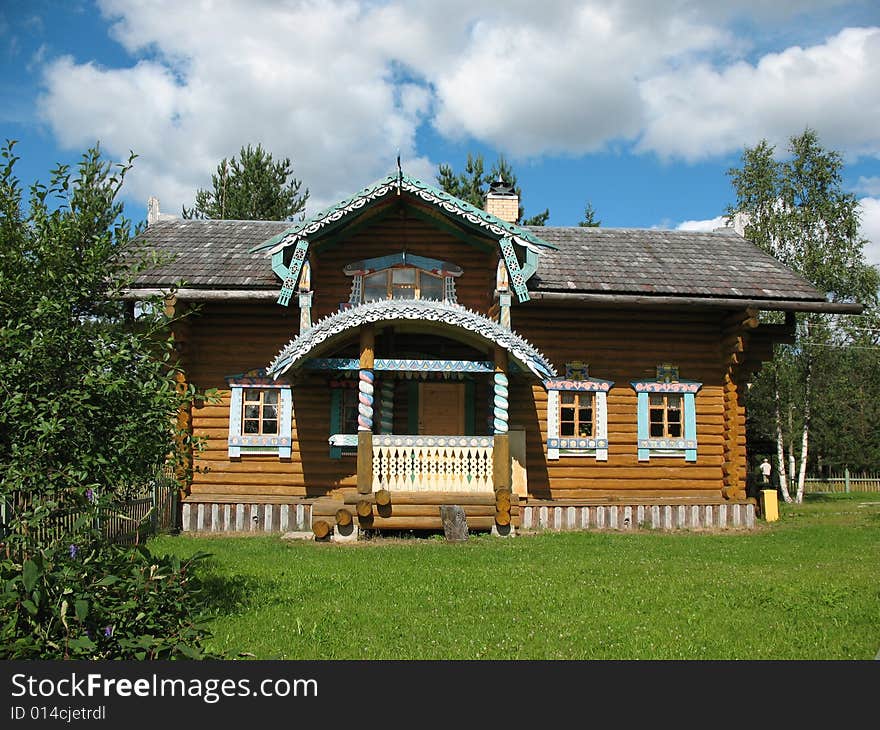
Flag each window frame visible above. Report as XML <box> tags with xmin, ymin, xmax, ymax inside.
<box><xmin>632</xmin><ymin>379</ymin><xmax>701</xmax><ymax>462</ymax></box>
<box><xmin>227</xmin><ymin>373</ymin><xmax>292</xmax><ymax>459</ymax></box>
<box><xmin>328</xmin><ymin>382</ymin><xmax>360</xmax><ymax>458</ymax></box>
<box><xmin>545</xmin><ymin>374</ymin><xmax>613</xmax><ymax>461</ymax></box>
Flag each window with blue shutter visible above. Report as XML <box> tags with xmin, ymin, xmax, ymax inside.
<box><xmin>632</xmin><ymin>365</ymin><xmax>700</xmax><ymax>462</ymax></box>
<box><xmin>226</xmin><ymin>370</ymin><xmax>292</xmax><ymax>459</ymax></box>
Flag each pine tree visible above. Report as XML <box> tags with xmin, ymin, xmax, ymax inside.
<box><xmin>436</xmin><ymin>153</ymin><xmax>549</xmax><ymax>225</ymax></box>
<box><xmin>182</xmin><ymin>143</ymin><xmax>309</xmax><ymax>221</ymax></box>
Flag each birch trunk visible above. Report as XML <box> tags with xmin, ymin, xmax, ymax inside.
<box><xmin>774</xmin><ymin>373</ymin><xmax>792</xmax><ymax>503</ymax></box>
<box><xmin>795</xmin><ymin>358</ymin><xmax>813</xmax><ymax>504</ymax></box>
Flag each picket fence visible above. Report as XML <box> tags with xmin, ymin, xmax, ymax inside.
<box><xmin>1</xmin><ymin>478</ymin><xmax>179</xmax><ymax>548</ymax></box>
<box><xmin>803</xmin><ymin>469</ymin><xmax>880</xmax><ymax>494</ymax></box>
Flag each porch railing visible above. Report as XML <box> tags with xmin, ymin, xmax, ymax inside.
<box><xmin>371</xmin><ymin>435</ymin><xmax>494</xmax><ymax>492</ymax></box>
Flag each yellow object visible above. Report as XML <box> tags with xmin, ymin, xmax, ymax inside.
<box><xmin>760</xmin><ymin>489</ymin><xmax>779</xmax><ymax>522</ymax></box>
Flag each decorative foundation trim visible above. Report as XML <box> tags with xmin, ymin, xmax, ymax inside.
<box><xmin>520</xmin><ymin>502</ymin><xmax>755</xmax><ymax>531</ymax></box>
<box><xmin>180</xmin><ymin>501</ymin><xmax>313</xmax><ymax>533</ymax></box>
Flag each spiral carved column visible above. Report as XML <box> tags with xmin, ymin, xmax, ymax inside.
<box><xmin>357</xmin><ymin>327</ymin><xmax>375</xmax><ymax>494</ymax></box>
<box><xmin>492</xmin><ymin>345</ymin><xmax>510</xmax><ymax>491</ymax></box>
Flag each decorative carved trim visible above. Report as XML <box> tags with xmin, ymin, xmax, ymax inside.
<box><xmin>268</xmin><ymin>299</ymin><xmax>556</xmax><ymax>380</ymax></box>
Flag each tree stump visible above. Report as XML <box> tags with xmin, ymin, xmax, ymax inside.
<box><xmin>439</xmin><ymin>505</ymin><xmax>468</xmax><ymax>542</ymax></box>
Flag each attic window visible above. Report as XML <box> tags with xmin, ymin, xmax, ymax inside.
<box><xmin>363</xmin><ymin>267</ymin><xmax>444</xmax><ymax>302</ymax></box>
<box><xmin>344</xmin><ymin>252</ymin><xmax>461</xmax><ymax>306</ymax></box>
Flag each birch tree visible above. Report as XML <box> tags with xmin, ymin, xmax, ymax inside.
<box><xmin>728</xmin><ymin>130</ymin><xmax>878</xmax><ymax>501</ymax></box>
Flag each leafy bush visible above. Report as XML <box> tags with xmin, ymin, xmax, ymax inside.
<box><xmin>1</xmin><ymin>537</ymin><xmax>217</xmax><ymax>660</ymax></box>
<box><xmin>0</xmin><ymin>141</ymin><xmax>217</xmax><ymax>658</ymax></box>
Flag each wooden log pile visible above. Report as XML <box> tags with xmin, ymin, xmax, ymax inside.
<box><xmin>311</xmin><ymin>489</ymin><xmax>520</xmax><ymax>537</ymax></box>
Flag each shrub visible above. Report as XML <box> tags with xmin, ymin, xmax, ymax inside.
<box><xmin>1</xmin><ymin>538</ymin><xmax>217</xmax><ymax>659</ymax></box>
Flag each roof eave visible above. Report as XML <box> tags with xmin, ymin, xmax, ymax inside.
<box><xmin>527</xmin><ymin>291</ymin><xmax>864</xmax><ymax>314</ymax></box>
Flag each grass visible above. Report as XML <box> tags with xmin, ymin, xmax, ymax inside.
<box><xmin>149</xmin><ymin>493</ymin><xmax>880</xmax><ymax>660</ymax></box>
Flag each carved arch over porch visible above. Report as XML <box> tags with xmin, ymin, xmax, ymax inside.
<box><xmin>266</xmin><ymin>299</ymin><xmax>557</xmax><ymax>380</ymax></box>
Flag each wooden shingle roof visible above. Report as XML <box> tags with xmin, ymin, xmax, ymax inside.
<box><xmin>127</xmin><ymin>218</ymin><xmax>847</xmax><ymax>310</ymax></box>
<box><xmin>527</xmin><ymin>226</ymin><xmax>822</xmax><ymax>301</ymax></box>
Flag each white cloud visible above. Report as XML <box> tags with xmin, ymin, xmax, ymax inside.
<box><xmin>677</xmin><ymin>215</ymin><xmax>728</xmax><ymax>232</ymax></box>
<box><xmin>639</xmin><ymin>27</ymin><xmax>880</xmax><ymax>161</ymax></box>
<box><xmin>37</xmin><ymin>0</ymin><xmax>437</xmax><ymax>214</ymax></box>
<box><xmin>859</xmin><ymin>197</ymin><xmax>880</xmax><ymax>268</ymax></box>
<box><xmin>32</xmin><ymin>0</ymin><xmax>880</xmax><ymax>217</ymax></box>
<box><xmin>855</xmin><ymin>176</ymin><xmax>880</xmax><ymax>197</ymax></box>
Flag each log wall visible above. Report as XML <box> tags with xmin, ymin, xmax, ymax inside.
<box><xmin>180</xmin><ymin>256</ymin><xmax>754</xmax><ymax>505</ymax></box>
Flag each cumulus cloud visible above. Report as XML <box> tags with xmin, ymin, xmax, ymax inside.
<box><xmin>33</xmin><ymin>1</ymin><xmax>880</xmax><ymax>216</ymax></box>
<box><xmin>38</xmin><ymin>0</ymin><xmax>437</xmax><ymax>214</ymax></box>
<box><xmin>639</xmin><ymin>27</ymin><xmax>880</xmax><ymax>161</ymax></box>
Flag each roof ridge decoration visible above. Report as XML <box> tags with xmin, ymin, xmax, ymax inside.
<box><xmin>251</xmin><ymin>173</ymin><xmax>557</xmax><ymax>255</ymax></box>
<box><xmin>252</xmin><ymin>172</ymin><xmax>557</xmax><ymax>307</ymax></box>
<box><xmin>267</xmin><ymin>299</ymin><xmax>557</xmax><ymax>381</ymax></box>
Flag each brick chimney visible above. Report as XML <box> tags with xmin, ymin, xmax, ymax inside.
<box><xmin>485</xmin><ymin>176</ymin><xmax>519</xmax><ymax>223</ymax></box>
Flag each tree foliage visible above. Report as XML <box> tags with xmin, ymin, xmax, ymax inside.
<box><xmin>182</xmin><ymin>143</ymin><xmax>309</xmax><ymax>221</ymax></box>
<box><xmin>437</xmin><ymin>153</ymin><xmax>549</xmax><ymax>225</ymax></box>
<box><xmin>0</xmin><ymin>140</ymin><xmax>217</xmax><ymax>658</ymax></box>
<box><xmin>728</xmin><ymin>129</ymin><xmax>880</xmax><ymax>493</ymax></box>
<box><xmin>579</xmin><ymin>201</ymin><xmax>601</xmax><ymax>227</ymax></box>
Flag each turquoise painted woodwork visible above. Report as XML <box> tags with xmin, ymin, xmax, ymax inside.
<box><xmin>684</xmin><ymin>392</ymin><xmax>697</xmax><ymax>462</ymax></box>
<box><xmin>279</xmin><ymin>388</ymin><xmax>292</xmax><ymax>459</ymax></box>
<box><xmin>493</xmin><ymin>372</ymin><xmax>509</xmax><ymax>434</ymax></box>
<box><xmin>636</xmin><ymin>392</ymin><xmax>650</xmax><ymax>462</ymax></box>
<box><xmin>329</xmin><ymin>389</ymin><xmax>343</xmax><ymax>459</ymax></box>
<box><xmin>227</xmin><ymin>383</ymin><xmax>292</xmax><ymax>458</ymax></box>
<box><xmin>632</xmin><ymin>379</ymin><xmax>702</xmax><ymax>460</ymax></box>
<box><xmin>276</xmin><ymin>238</ymin><xmax>309</xmax><ymax>307</ymax></box>
<box><xmin>305</xmin><ymin>358</ymin><xmax>496</xmax><ymax>373</ymax></box>
<box><xmin>251</xmin><ymin>172</ymin><xmax>557</xmax><ymax>256</ymax></box>
<box><xmin>357</xmin><ymin>369</ymin><xmax>374</xmax><ymax>431</ymax></box>
<box><xmin>343</xmin><ymin>252</ymin><xmax>463</xmax><ymax>277</ymax></box>
<box><xmin>499</xmin><ymin>236</ymin><xmax>531</xmax><ymax>303</ymax></box>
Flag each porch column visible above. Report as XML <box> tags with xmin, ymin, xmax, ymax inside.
<box><xmin>492</xmin><ymin>345</ymin><xmax>510</xmax><ymax>491</ymax></box>
<box><xmin>357</xmin><ymin>326</ymin><xmax>375</xmax><ymax>494</ymax></box>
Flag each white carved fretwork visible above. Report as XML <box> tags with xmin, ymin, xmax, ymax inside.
<box><xmin>371</xmin><ymin>435</ymin><xmax>494</xmax><ymax>492</ymax></box>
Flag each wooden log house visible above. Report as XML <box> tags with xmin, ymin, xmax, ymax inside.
<box><xmin>127</xmin><ymin>175</ymin><xmax>861</xmax><ymax>536</ymax></box>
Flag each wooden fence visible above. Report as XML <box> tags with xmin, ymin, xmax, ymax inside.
<box><xmin>803</xmin><ymin>469</ymin><xmax>880</xmax><ymax>494</ymax></box>
<box><xmin>1</xmin><ymin>478</ymin><xmax>179</xmax><ymax>548</ymax></box>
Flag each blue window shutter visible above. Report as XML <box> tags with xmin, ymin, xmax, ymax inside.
<box><xmin>684</xmin><ymin>392</ymin><xmax>697</xmax><ymax>462</ymax></box>
<box><xmin>636</xmin><ymin>391</ymin><xmax>650</xmax><ymax>462</ymax></box>
<box><xmin>279</xmin><ymin>388</ymin><xmax>292</xmax><ymax>459</ymax></box>
<box><xmin>228</xmin><ymin>387</ymin><xmax>242</xmax><ymax>458</ymax></box>
<box><xmin>329</xmin><ymin>389</ymin><xmax>342</xmax><ymax>459</ymax></box>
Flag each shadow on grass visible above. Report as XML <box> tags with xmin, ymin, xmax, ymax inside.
<box><xmin>191</xmin><ymin>558</ymin><xmax>279</xmax><ymax>616</ymax></box>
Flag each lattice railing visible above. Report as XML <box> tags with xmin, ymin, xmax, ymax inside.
<box><xmin>371</xmin><ymin>435</ymin><xmax>494</xmax><ymax>492</ymax></box>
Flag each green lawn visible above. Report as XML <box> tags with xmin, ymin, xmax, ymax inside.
<box><xmin>150</xmin><ymin>493</ymin><xmax>880</xmax><ymax>660</ymax></box>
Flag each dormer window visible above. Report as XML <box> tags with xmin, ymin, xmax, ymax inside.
<box><xmin>345</xmin><ymin>252</ymin><xmax>462</xmax><ymax>306</ymax></box>
<box><xmin>363</xmin><ymin>267</ymin><xmax>445</xmax><ymax>302</ymax></box>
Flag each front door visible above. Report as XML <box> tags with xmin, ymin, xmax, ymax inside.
<box><xmin>418</xmin><ymin>382</ymin><xmax>465</xmax><ymax>434</ymax></box>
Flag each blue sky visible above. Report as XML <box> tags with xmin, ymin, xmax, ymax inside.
<box><xmin>2</xmin><ymin>0</ymin><xmax>880</xmax><ymax>265</ymax></box>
